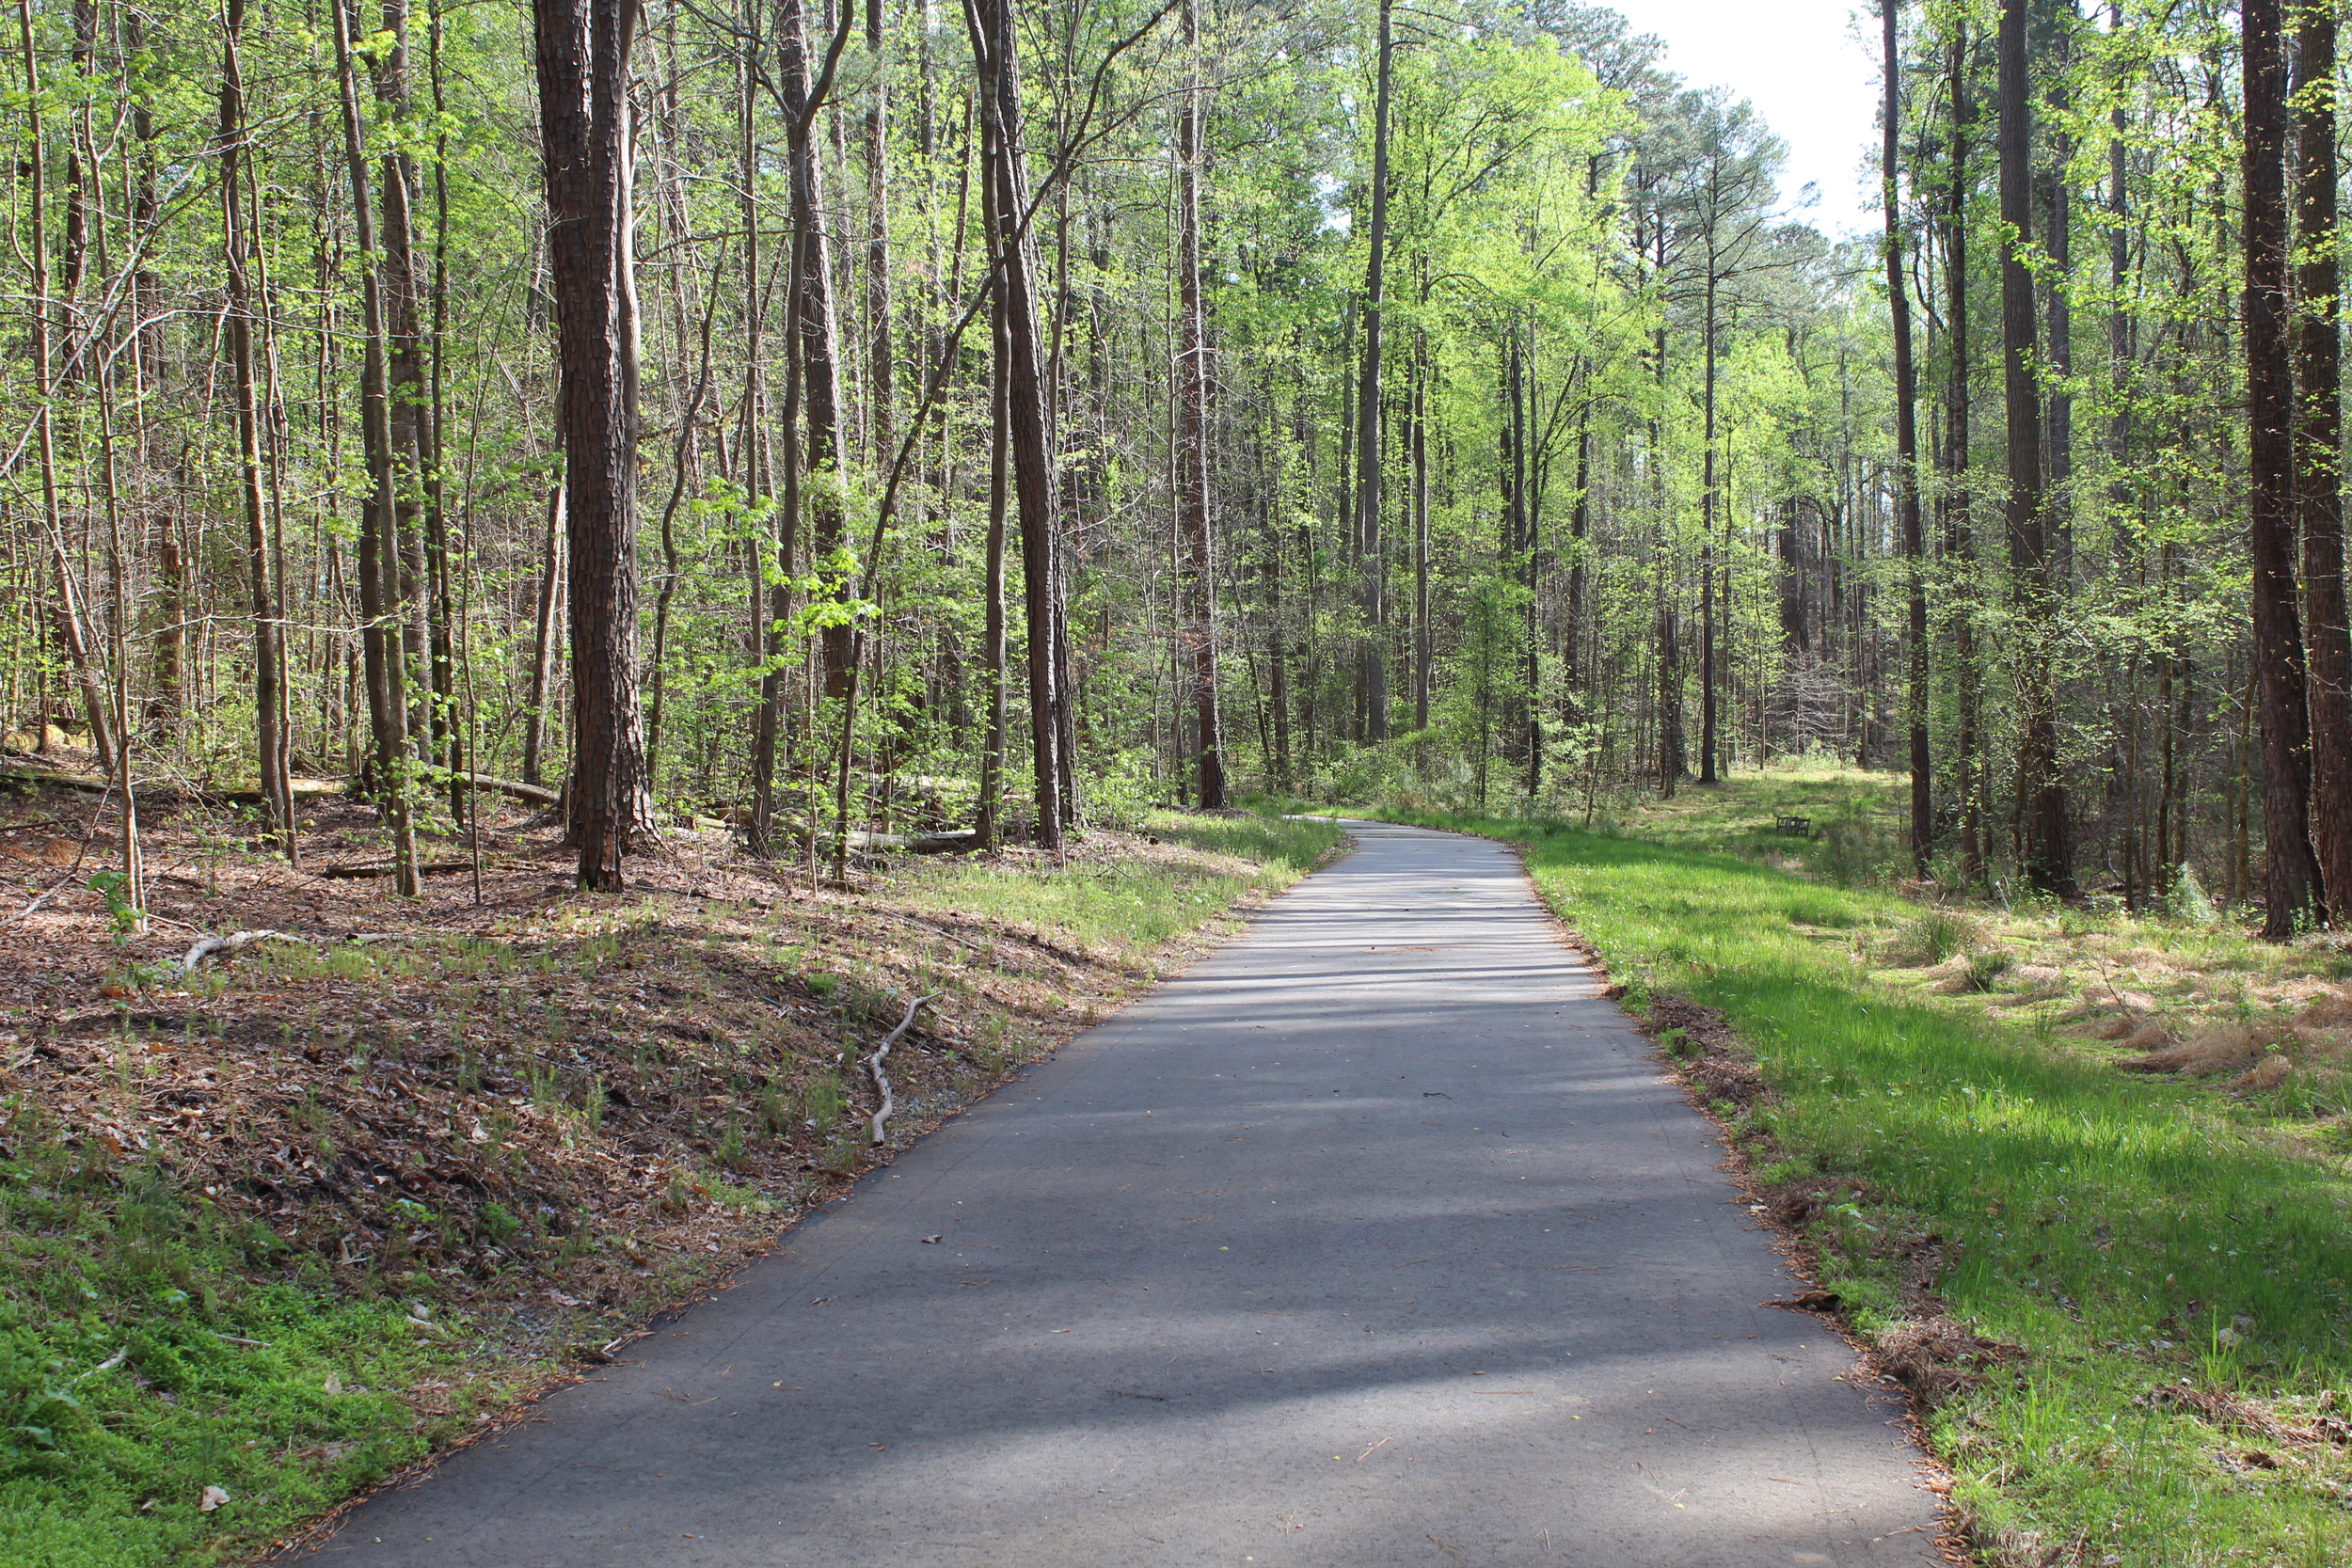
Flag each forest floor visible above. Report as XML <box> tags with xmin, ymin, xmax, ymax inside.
<box><xmin>1357</xmin><ymin>768</ymin><xmax>2352</xmax><ymax>1568</ymax></box>
<box><xmin>0</xmin><ymin>754</ymin><xmax>1343</xmax><ymax>1568</ymax></box>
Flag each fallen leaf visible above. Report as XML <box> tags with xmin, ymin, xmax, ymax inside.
<box><xmin>199</xmin><ymin>1485</ymin><xmax>230</xmax><ymax>1513</ymax></box>
<box><xmin>919</xmin><ymin>1234</ymin><xmax>944</xmax><ymax>1243</ymax></box>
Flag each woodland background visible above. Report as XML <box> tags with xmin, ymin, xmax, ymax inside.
<box><xmin>2</xmin><ymin>0</ymin><xmax>2339</xmax><ymax>925</ymax></box>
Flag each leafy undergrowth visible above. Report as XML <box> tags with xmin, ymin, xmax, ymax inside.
<box><xmin>1355</xmin><ymin>798</ymin><xmax>2352</xmax><ymax>1568</ymax></box>
<box><xmin>0</xmin><ymin>784</ymin><xmax>1343</xmax><ymax>1568</ymax></box>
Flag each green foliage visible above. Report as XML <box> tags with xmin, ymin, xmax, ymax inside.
<box><xmin>1896</xmin><ymin>907</ymin><xmax>1979</xmax><ymax>964</ymax></box>
<box><xmin>1962</xmin><ymin>947</ymin><xmax>2016</xmax><ymax>992</ymax></box>
<box><xmin>0</xmin><ymin>1130</ymin><xmax>470</xmax><ymax>1568</ymax></box>
<box><xmin>85</xmin><ymin>873</ymin><xmax>139</xmax><ymax>937</ymax></box>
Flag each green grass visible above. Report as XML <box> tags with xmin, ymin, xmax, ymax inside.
<box><xmin>0</xmin><ymin>1130</ymin><xmax>489</xmax><ymax>1568</ymax></box>
<box><xmin>1360</xmin><ymin>799</ymin><xmax>2352</xmax><ymax>1567</ymax></box>
<box><xmin>894</xmin><ymin>812</ymin><xmax>1343</xmax><ymax>958</ymax></box>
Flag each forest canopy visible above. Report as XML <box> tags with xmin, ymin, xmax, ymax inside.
<box><xmin>2</xmin><ymin>0</ymin><xmax>2341</xmax><ymax>929</ymax></box>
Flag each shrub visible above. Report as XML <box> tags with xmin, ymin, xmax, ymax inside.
<box><xmin>1894</xmin><ymin>907</ymin><xmax>1978</xmax><ymax>965</ymax></box>
<box><xmin>1964</xmin><ymin>948</ymin><xmax>2017</xmax><ymax>992</ymax></box>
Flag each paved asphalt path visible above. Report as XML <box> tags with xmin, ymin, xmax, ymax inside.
<box><xmin>312</xmin><ymin>821</ymin><xmax>1942</xmax><ymax>1567</ymax></box>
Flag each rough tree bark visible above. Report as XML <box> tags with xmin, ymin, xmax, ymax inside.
<box><xmin>2246</xmin><ymin>0</ymin><xmax>2323</xmax><ymax>934</ymax></box>
<box><xmin>1175</xmin><ymin>0</ymin><xmax>1225</xmax><ymax>806</ymax></box>
<box><xmin>1946</xmin><ymin>22</ymin><xmax>1983</xmax><ymax>888</ymax></box>
<box><xmin>865</xmin><ymin>0</ymin><xmax>895</xmax><ymax>467</ymax></box>
<box><xmin>967</xmin><ymin>0</ymin><xmax>1062</xmax><ymax>848</ymax></box>
<box><xmin>522</xmin><ymin>483</ymin><xmax>565</xmax><ymax>787</ymax></box>
<box><xmin>2296</xmin><ymin>0</ymin><xmax>2352</xmax><ymax>919</ymax></box>
<box><xmin>1883</xmin><ymin>0</ymin><xmax>1929</xmax><ymax>878</ymax></box>
<box><xmin>330</xmin><ymin>0</ymin><xmax>420</xmax><ymax>895</ymax></box>
<box><xmin>532</xmin><ymin>0</ymin><xmax>657</xmax><ymax>887</ymax></box>
<box><xmin>1997</xmin><ymin>0</ymin><xmax>2072</xmax><ymax>894</ymax></box>
<box><xmin>221</xmin><ymin>0</ymin><xmax>292</xmax><ymax>856</ymax></box>
<box><xmin>1354</xmin><ymin>0</ymin><xmax>1393</xmax><ymax>742</ymax></box>
<box><xmin>777</xmin><ymin>0</ymin><xmax>852</xmax><ymax>702</ymax></box>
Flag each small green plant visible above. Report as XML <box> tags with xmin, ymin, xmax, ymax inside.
<box><xmin>1896</xmin><ymin>907</ymin><xmax>1978</xmax><ymax>965</ymax></box>
<box><xmin>715</xmin><ymin>1115</ymin><xmax>747</xmax><ymax>1170</ymax></box>
<box><xmin>2161</xmin><ymin>863</ymin><xmax>2222</xmax><ymax>925</ymax></box>
<box><xmin>478</xmin><ymin>1203</ymin><xmax>522</xmax><ymax>1246</ymax></box>
<box><xmin>1963</xmin><ymin>948</ymin><xmax>2017</xmax><ymax>992</ymax></box>
<box><xmin>87</xmin><ymin>868</ymin><xmax>140</xmax><ymax>935</ymax></box>
<box><xmin>799</xmin><ymin>1071</ymin><xmax>844</xmax><ymax>1128</ymax></box>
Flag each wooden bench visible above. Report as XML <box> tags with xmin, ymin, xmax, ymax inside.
<box><xmin>1772</xmin><ymin>816</ymin><xmax>1814</xmax><ymax>837</ymax></box>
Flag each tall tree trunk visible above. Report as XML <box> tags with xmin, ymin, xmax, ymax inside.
<box><xmin>1175</xmin><ymin>0</ymin><xmax>1225</xmax><ymax>806</ymax></box>
<box><xmin>968</xmin><ymin>0</ymin><xmax>1061</xmax><ymax>847</ymax></box>
<box><xmin>1511</xmin><ymin>325</ymin><xmax>1538</xmax><ymax>793</ymax></box>
<box><xmin>1883</xmin><ymin>0</ymin><xmax>1930</xmax><ymax>877</ymax></box>
<box><xmin>427</xmin><ymin>0</ymin><xmax>461</xmax><ymax>818</ymax></box>
<box><xmin>1354</xmin><ymin>0</ymin><xmax>1393</xmax><ymax>742</ymax></box>
<box><xmin>1267</xmin><ymin>422</ymin><xmax>1294</xmax><ymax>785</ymax></box>
<box><xmin>1564</xmin><ymin>385</ymin><xmax>1589</xmax><ymax>735</ymax></box>
<box><xmin>221</xmin><ymin>0</ymin><xmax>292</xmax><ymax>855</ymax></box>
<box><xmin>533</xmin><ymin>0</ymin><xmax>657</xmax><ymax>887</ymax></box>
<box><xmin>1946</xmin><ymin>23</ymin><xmax>1983</xmax><ymax>888</ymax></box>
<box><xmin>2247</xmin><ymin>0</ymin><xmax>2322</xmax><ymax>934</ymax></box>
<box><xmin>2041</xmin><ymin>9</ymin><xmax>2073</xmax><ymax>585</ymax></box>
<box><xmin>1698</xmin><ymin>271</ymin><xmax>1720</xmax><ymax>784</ymax></box>
<box><xmin>522</xmin><ymin>483</ymin><xmax>565</xmax><ymax>786</ymax></box>
<box><xmin>1499</xmin><ymin>340</ymin><xmax>1523</xmax><ymax>774</ymax></box>
<box><xmin>865</xmin><ymin>0</ymin><xmax>894</xmax><ymax>467</ymax></box>
<box><xmin>374</xmin><ymin>0</ymin><xmax>434</xmax><ymax>775</ymax></box>
<box><xmin>1998</xmin><ymin>0</ymin><xmax>2072</xmax><ymax>893</ymax></box>
<box><xmin>330</xmin><ymin>0</ymin><xmax>421</xmax><ymax>894</ymax></box>
<box><xmin>2296</xmin><ymin>0</ymin><xmax>2352</xmax><ymax>918</ymax></box>
<box><xmin>747</xmin><ymin>40</ymin><xmax>791</xmax><ymax>856</ymax></box>
<box><xmin>1414</xmin><ymin>341</ymin><xmax>1432</xmax><ymax>736</ymax></box>
<box><xmin>977</xmin><ymin>252</ymin><xmax>1009</xmax><ymax>848</ymax></box>
<box><xmin>16</xmin><ymin>0</ymin><xmax>113</xmax><ymax>772</ymax></box>
<box><xmin>780</xmin><ymin>0</ymin><xmax>852</xmax><ymax>701</ymax></box>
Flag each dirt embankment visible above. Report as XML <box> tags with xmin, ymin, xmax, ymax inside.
<box><xmin>1</xmin><ymin>774</ymin><xmax>1299</xmax><ymax>1404</ymax></box>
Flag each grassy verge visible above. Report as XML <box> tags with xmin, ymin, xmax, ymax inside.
<box><xmin>0</xmin><ymin>803</ymin><xmax>1342</xmax><ymax>1568</ymax></box>
<box><xmin>1352</xmin><ymin>795</ymin><xmax>2352</xmax><ymax>1568</ymax></box>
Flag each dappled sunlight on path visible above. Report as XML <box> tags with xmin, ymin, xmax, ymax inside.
<box><xmin>313</xmin><ymin>821</ymin><xmax>1941</xmax><ymax>1566</ymax></box>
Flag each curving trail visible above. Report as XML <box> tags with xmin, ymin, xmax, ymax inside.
<box><xmin>313</xmin><ymin>821</ymin><xmax>1942</xmax><ymax>1566</ymax></box>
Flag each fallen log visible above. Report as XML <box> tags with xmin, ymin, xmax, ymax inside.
<box><xmin>181</xmin><ymin>928</ymin><xmax>310</xmax><ymax>971</ymax></box>
<box><xmin>3</xmin><ymin>763</ymin><xmax>560</xmax><ymax>814</ymax></box>
<box><xmin>205</xmin><ymin>777</ymin><xmax>355</xmax><ymax>805</ymax></box>
<box><xmin>448</xmin><ymin>771</ymin><xmax>561</xmax><ymax>807</ymax></box>
<box><xmin>827</xmin><ymin>828</ymin><xmax>977</xmax><ymax>855</ymax></box>
<box><xmin>317</xmin><ymin>860</ymin><xmax>476</xmax><ymax>880</ymax></box>
<box><xmin>2</xmin><ymin>765</ymin><xmax>351</xmax><ymax>807</ymax></box>
<box><xmin>0</xmin><ymin>764</ymin><xmax>115</xmax><ymax>797</ymax></box>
